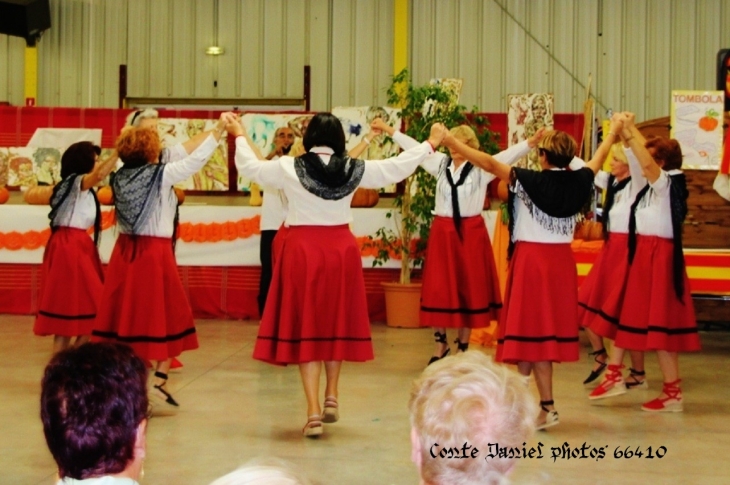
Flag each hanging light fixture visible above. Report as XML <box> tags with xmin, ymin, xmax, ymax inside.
<box><xmin>205</xmin><ymin>0</ymin><xmax>224</xmax><ymax>56</ymax></box>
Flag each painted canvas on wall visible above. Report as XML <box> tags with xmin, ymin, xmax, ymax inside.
<box><xmin>670</xmin><ymin>90</ymin><xmax>724</xmax><ymax>169</ymax></box>
<box><xmin>333</xmin><ymin>106</ymin><xmax>402</xmax><ymax>193</ymax></box>
<box><xmin>157</xmin><ymin>118</ymin><xmax>229</xmax><ymax>190</ymax></box>
<box><xmin>508</xmin><ymin>93</ymin><xmax>554</xmax><ymax>171</ymax></box>
<box><xmin>429</xmin><ymin>78</ymin><xmax>463</xmax><ymax>105</ymax></box>
<box><xmin>0</xmin><ymin>148</ymin><xmax>8</xmax><ymax>187</ymax></box>
<box><xmin>332</xmin><ymin>106</ymin><xmax>402</xmax><ymax>158</ymax></box>
<box><xmin>5</xmin><ymin>147</ymin><xmax>63</xmax><ymax>188</ymax></box>
<box><xmin>238</xmin><ymin>113</ymin><xmax>314</xmax><ymax>191</ymax></box>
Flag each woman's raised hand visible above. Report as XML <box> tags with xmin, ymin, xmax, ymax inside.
<box><xmin>428</xmin><ymin>123</ymin><xmax>447</xmax><ymax>149</ymax></box>
<box><xmin>527</xmin><ymin>127</ymin><xmax>547</xmax><ymax>148</ymax></box>
<box><xmin>370</xmin><ymin>118</ymin><xmax>394</xmax><ymax>137</ymax></box>
<box><xmin>225</xmin><ymin>114</ymin><xmax>245</xmax><ymax>137</ymax></box>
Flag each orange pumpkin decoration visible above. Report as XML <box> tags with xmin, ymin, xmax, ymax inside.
<box><xmin>174</xmin><ymin>187</ymin><xmax>185</xmax><ymax>205</ymax></box>
<box><xmin>23</xmin><ymin>186</ymin><xmax>53</xmax><ymax>205</ymax></box>
<box><xmin>496</xmin><ymin>180</ymin><xmax>509</xmax><ymax>202</ymax></box>
<box><xmin>699</xmin><ymin>109</ymin><xmax>720</xmax><ymax>132</ymax></box>
<box><xmin>0</xmin><ymin>186</ymin><xmax>9</xmax><ymax>204</ymax></box>
<box><xmin>97</xmin><ymin>186</ymin><xmax>114</xmax><ymax>205</ymax></box>
<box><xmin>350</xmin><ymin>188</ymin><xmax>379</xmax><ymax>207</ymax></box>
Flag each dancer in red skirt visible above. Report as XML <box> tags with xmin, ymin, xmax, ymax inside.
<box><xmin>33</xmin><ymin>142</ymin><xmax>117</xmax><ymax>353</ymax></box>
<box><xmin>589</xmin><ymin>113</ymin><xmax>700</xmax><ymax>412</ymax></box>
<box><xmin>232</xmin><ymin>113</ymin><xmax>446</xmax><ymax>437</ymax></box>
<box><xmin>93</xmin><ymin>113</ymin><xmax>232</xmax><ymax>407</ymax></box>
<box><xmin>375</xmin><ymin>118</ymin><xmax>545</xmax><ymax>364</ymax></box>
<box><xmin>578</xmin><ymin>143</ymin><xmax>649</xmax><ymax>387</ymax></box>
<box><xmin>442</xmin><ymin>116</ymin><xmax>624</xmax><ymax>430</ymax></box>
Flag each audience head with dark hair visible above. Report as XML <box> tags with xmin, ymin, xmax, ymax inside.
<box><xmin>41</xmin><ymin>342</ymin><xmax>149</xmax><ymax>482</ymax></box>
<box><xmin>302</xmin><ymin>112</ymin><xmax>347</xmax><ymax>156</ymax></box>
<box><xmin>59</xmin><ymin>141</ymin><xmax>101</xmax><ymax>180</ymax></box>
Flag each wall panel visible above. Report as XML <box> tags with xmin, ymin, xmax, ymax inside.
<box><xmin>480</xmin><ymin>1</ymin><xmax>505</xmax><ymax>110</ymax></box>
<box><xmin>621</xmin><ymin>0</ymin><xmax>647</xmax><ymax>116</ymax></box>
<box><xmin>0</xmin><ymin>0</ymin><xmax>726</xmax><ymax>120</ymax></box>
<box><xmin>670</xmin><ymin>0</ymin><xmax>697</xmax><ymax>92</ymax></box>
<box><xmin>696</xmin><ymin>0</ymin><xmax>722</xmax><ymax>92</ymax></box>
<box><xmin>645</xmin><ymin>0</ymin><xmax>671</xmax><ymax>118</ymax></box>
<box><xmin>330</xmin><ymin>0</ymin><xmax>393</xmax><ymax>108</ymax></box>
<box><xmin>0</xmin><ymin>35</ymin><xmax>25</xmax><ymax>106</ymax></box>
<box><xmin>551</xmin><ymin>0</ymin><xmax>577</xmax><ymax>112</ymax></box>
<box><xmin>307</xmin><ymin>0</ymin><xmax>332</xmax><ymax>110</ymax></box>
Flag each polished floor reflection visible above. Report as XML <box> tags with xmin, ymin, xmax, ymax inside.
<box><xmin>1</xmin><ymin>314</ymin><xmax>728</xmax><ymax>484</ymax></box>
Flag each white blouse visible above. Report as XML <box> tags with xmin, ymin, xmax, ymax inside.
<box><xmin>121</xmin><ymin>134</ymin><xmax>219</xmax><ymax>237</ymax></box>
<box><xmin>259</xmin><ymin>155</ymin><xmax>287</xmax><ymax>231</ymax></box>
<box><xmin>634</xmin><ymin>169</ymin><xmax>680</xmax><ymax>239</ymax></box>
<box><xmin>54</xmin><ymin>176</ymin><xmax>97</xmax><ymax>230</ymax></box>
<box><xmin>594</xmin><ymin>148</ymin><xmax>647</xmax><ymax>234</ymax></box>
<box><xmin>391</xmin><ymin>131</ymin><xmax>532</xmax><ymax>217</ymax></box>
<box><xmin>235</xmin><ymin>136</ymin><xmax>434</xmax><ymax>226</ymax></box>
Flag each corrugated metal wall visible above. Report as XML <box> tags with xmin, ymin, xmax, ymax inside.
<box><xmin>0</xmin><ymin>0</ymin><xmax>729</xmax><ymax>121</ymax></box>
<box><xmin>410</xmin><ymin>0</ymin><xmax>730</xmax><ymax>120</ymax></box>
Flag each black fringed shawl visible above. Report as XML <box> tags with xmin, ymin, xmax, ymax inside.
<box><xmin>294</xmin><ymin>152</ymin><xmax>365</xmax><ymax>200</ymax></box>
<box><xmin>49</xmin><ymin>175</ymin><xmax>102</xmax><ymax>246</ymax></box>
<box><xmin>507</xmin><ymin>166</ymin><xmax>595</xmax><ymax>258</ymax></box>
<box><xmin>628</xmin><ymin>172</ymin><xmax>689</xmax><ymax>301</ymax></box>
<box><xmin>602</xmin><ymin>176</ymin><xmax>631</xmax><ymax>240</ymax></box>
<box><xmin>112</xmin><ymin>164</ymin><xmax>165</xmax><ymax>234</ymax></box>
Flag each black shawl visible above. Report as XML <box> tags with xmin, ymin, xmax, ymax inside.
<box><xmin>507</xmin><ymin>166</ymin><xmax>595</xmax><ymax>258</ymax></box>
<box><xmin>294</xmin><ymin>152</ymin><xmax>365</xmax><ymax>200</ymax></box>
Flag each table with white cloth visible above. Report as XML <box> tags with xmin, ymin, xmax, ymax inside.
<box><xmin>0</xmin><ymin>203</ymin><xmax>498</xmax><ymax>320</ymax></box>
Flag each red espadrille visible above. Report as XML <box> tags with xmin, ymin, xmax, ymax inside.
<box><xmin>641</xmin><ymin>380</ymin><xmax>682</xmax><ymax>412</ymax></box>
<box><xmin>589</xmin><ymin>364</ymin><xmax>627</xmax><ymax>400</ymax></box>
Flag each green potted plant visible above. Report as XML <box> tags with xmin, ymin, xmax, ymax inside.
<box><xmin>368</xmin><ymin>69</ymin><xmax>499</xmax><ymax>327</ymax></box>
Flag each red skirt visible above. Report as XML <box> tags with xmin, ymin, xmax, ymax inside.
<box><xmin>578</xmin><ymin>232</ymin><xmax>630</xmax><ymax>338</ymax></box>
<box><xmin>92</xmin><ymin>234</ymin><xmax>199</xmax><ymax>361</ymax></box>
<box><xmin>271</xmin><ymin>224</ymin><xmax>290</xmax><ymax>267</ymax></box>
<box><xmin>496</xmin><ymin>242</ymin><xmax>579</xmax><ymax>363</ymax></box>
<box><xmin>33</xmin><ymin>228</ymin><xmax>103</xmax><ymax>337</ymax></box>
<box><xmin>613</xmin><ymin>236</ymin><xmax>700</xmax><ymax>352</ymax></box>
<box><xmin>420</xmin><ymin>216</ymin><xmax>501</xmax><ymax>328</ymax></box>
<box><xmin>253</xmin><ymin>225</ymin><xmax>374</xmax><ymax>365</ymax></box>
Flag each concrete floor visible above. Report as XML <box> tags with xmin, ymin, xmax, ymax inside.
<box><xmin>1</xmin><ymin>314</ymin><xmax>729</xmax><ymax>485</ymax></box>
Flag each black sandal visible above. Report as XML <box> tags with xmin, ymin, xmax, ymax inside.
<box><xmin>427</xmin><ymin>332</ymin><xmax>450</xmax><ymax>365</ymax></box>
<box><xmin>625</xmin><ymin>368</ymin><xmax>647</xmax><ymax>389</ymax></box>
<box><xmin>583</xmin><ymin>348</ymin><xmax>608</xmax><ymax>385</ymax></box>
<box><xmin>454</xmin><ymin>338</ymin><xmax>469</xmax><ymax>353</ymax></box>
<box><xmin>152</xmin><ymin>371</ymin><xmax>180</xmax><ymax>407</ymax></box>
<box><xmin>537</xmin><ymin>400</ymin><xmax>559</xmax><ymax>430</ymax></box>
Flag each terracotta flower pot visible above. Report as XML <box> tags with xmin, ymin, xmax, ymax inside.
<box><xmin>381</xmin><ymin>281</ymin><xmax>423</xmax><ymax>328</ymax></box>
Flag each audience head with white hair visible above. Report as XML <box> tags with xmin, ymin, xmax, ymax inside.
<box><xmin>209</xmin><ymin>458</ymin><xmax>313</xmax><ymax>485</ymax></box>
<box><xmin>409</xmin><ymin>352</ymin><xmax>537</xmax><ymax>485</ymax></box>
<box><xmin>125</xmin><ymin>109</ymin><xmax>160</xmax><ymax>130</ymax></box>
